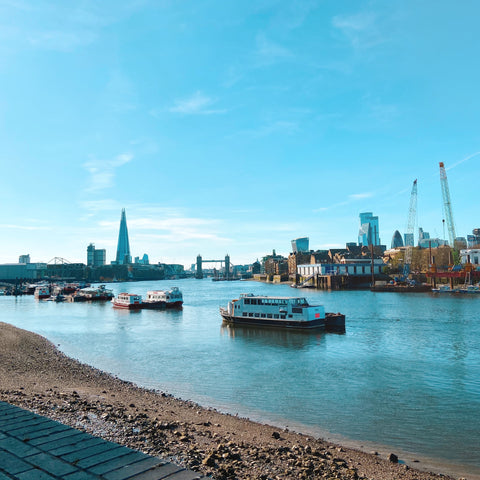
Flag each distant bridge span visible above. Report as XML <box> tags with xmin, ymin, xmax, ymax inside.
<box><xmin>195</xmin><ymin>254</ymin><xmax>232</xmax><ymax>279</ymax></box>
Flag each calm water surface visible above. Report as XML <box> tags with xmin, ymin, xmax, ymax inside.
<box><xmin>2</xmin><ymin>279</ymin><xmax>479</xmax><ymax>473</ymax></box>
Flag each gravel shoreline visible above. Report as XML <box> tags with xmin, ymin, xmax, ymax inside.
<box><xmin>0</xmin><ymin>322</ymin><xmax>473</xmax><ymax>480</ymax></box>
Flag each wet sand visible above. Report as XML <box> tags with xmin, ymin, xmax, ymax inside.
<box><xmin>0</xmin><ymin>321</ymin><xmax>474</xmax><ymax>480</ymax></box>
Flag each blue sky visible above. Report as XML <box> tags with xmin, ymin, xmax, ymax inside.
<box><xmin>1</xmin><ymin>0</ymin><xmax>479</xmax><ymax>268</ymax></box>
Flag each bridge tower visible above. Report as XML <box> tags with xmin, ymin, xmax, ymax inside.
<box><xmin>195</xmin><ymin>254</ymin><xmax>203</xmax><ymax>279</ymax></box>
<box><xmin>225</xmin><ymin>254</ymin><xmax>230</xmax><ymax>279</ymax></box>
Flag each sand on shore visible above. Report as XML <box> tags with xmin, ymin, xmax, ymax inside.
<box><xmin>0</xmin><ymin>321</ymin><xmax>474</xmax><ymax>480</ymax></box>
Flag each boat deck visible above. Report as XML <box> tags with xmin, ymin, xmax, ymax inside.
<box><xmin>0</xmin><ymin>400</ymin><xmax>203</xmax><ymax>479</ymax></box>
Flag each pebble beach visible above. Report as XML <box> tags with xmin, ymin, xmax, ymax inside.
<box><xmin>0</xmin><ymin>321</ymin><xmax>473</xmax><ymax>480</ymax></box>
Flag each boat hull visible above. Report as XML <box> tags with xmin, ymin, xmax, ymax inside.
<box><xmin>220</xmin><ymin>309</ymin><xmax>345</xmax><ymax>331</ymax></box>
<box><xmin>142</xmin><ymin>301</ymin><xmax>183</xmax><ymax>310</ymax></box>
<box><xmin>112</xmin><ymin>302</ymin><xmax>142</xmax><ymax>310</ymax></box>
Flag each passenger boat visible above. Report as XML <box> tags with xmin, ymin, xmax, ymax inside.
<box><xmin>112</xmin><ymin>293</ymin><xmax>143</xmax><ymax>309</ymax></box>
<box><xmin>142</xmin><ymin>287</ymin><xmax>183</xmax><ymax>309</ymax></box>
<box><xmin>34</xmin><ymin>285</ymin><xmax>50</xmax><ymax>299</ymax></box>
<box><xmin>220</xmin><ymin>294</ymin><xmax>345</xmax><ymax>331</ymax></box>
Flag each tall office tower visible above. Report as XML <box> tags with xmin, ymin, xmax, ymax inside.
<box><xmin>116</xmin><ymin>209</ymin><xmax>132</xmax><ymax>265</ymax></box>
<box><xmin>358</xmin><ymin>212</ymin><xmax>380</xmax><ymax>246</ymax></box>
<box><xmin>87</xmin><ymin>243</ymin><xmax>95</xmax><ymax>266</ymax></box>
<box><xmin>291</xmin><ymin>237</ymin><xmax>309</xmax><ymax>253</ymax></box>
<box><xmin>87</xmin><ymin>243</ymin><xmax>107</xmax><ymax>267</ymax></box>
<box><xmin>391</xmin><ymin>230</ymin><xmax>404</xmax><ymax>248</ymax></box>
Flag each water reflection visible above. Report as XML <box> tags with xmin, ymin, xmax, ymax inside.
<box><xmin>220</xmin><ymin>324</ymin><xmax>331</xmax><ymax>349</ymax></box>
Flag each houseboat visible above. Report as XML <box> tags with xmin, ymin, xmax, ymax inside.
<box><xmin>220</xmin><ymin>294</ymin><xmax>345</xmax><ymax>331</ymax></box>
<box><xmin>112</xmin><ymin>293</ymin><xmax>143</xmax><ymax>310</ymax></box>
<box><xmin>142</xmin><ymin>287</ymin><xmax>183</xmax><ymax>309</ymax></box>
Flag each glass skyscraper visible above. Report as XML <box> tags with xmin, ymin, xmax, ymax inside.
<box><xmin>116</xmin><ymin>209</ymin><xmax>132</xmax><ymax>265</ymax></box>
<box><xmin>358</xmin><ymin>212</ymin><xmax>380</xmax><ymax>246</ymax></box>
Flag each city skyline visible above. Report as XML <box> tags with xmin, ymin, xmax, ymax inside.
<box><xmin>1</xmin><ymin>1</ymin><xmax>480</xmax><ymax>267</ymax></box>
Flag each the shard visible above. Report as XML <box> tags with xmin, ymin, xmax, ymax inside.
<box><xmin>116</xmin><ymin>209</ymin><xmax>132</xmax><ymax>264</ymax></box>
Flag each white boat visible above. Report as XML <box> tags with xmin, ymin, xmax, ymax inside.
<box><xmin>34</xmin><ymin>285</ymin><xmax>50</xmax><ymax>299</ymax></box>
<box><xmin>112</xmin><ymin>293</ymin><xmax>142</xmax><ymax>309</ymax></box>
<box><xmin>431</xmin><ymin>285</ymin><xmax>460</xmax><ymax>294</ymax></box>
<box><xmin>142</xmin><ymin>287</ymin><xmax>183</xmax><ymax>309</ymax></box>
<box><xmin>220</xmin><ymin>294</ymin><xmax>345</xmax><ymax>331</ymax></box>
<box><xmin>459</xmin><ymin>284</ymin><xmax>480</xmax><ymax>294</ymax></box>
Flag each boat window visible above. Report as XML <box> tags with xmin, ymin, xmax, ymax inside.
<box><xmin>288</xmin><ymin>315</ymin><xmax>293</xmax><ymax>318</ymax></box>
<box><xmin>274</xmin><ymin>314</ymin><xmax>279</xmax><ymax>319</ymax></box>
<box><xmin>267</xmin><ymin>314</ymin><xmax>272</xmax><ymax>318</ymax></box>
<box><xmin>244</xmin><ymin>299</ymin><xmax>250</xmax><ymax>304</ymax></box>
<box><xmin>254</xmin><ymin>313</ymin><xmax>259</xmax><ymax>317</ymax></box>
<box><xmin>261</xmin><ymin>314</ymin><xmax>266</xmax><ymax>318</ymax></box>
<box><xmin>292</xmin><ymin>307</ymin><xmax>302</xmax><ymax>313</ymax></box>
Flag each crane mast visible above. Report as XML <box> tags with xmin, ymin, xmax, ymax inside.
<box><xmin>439</xmin><ymin>162</ymin><xmax>456</xmax><ymax>248</ymax></box>
<box><xmin>404</xmin><ymin>179</ymin><xmax>417</xmax><ymax>276</ymax></box>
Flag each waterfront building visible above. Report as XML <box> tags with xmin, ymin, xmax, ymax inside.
<box><xmin>358</xmin><ymin>212</ymin><xmax>380</xmax><ymax>246</ymax></box>
<box><xmin>391</xmin><ymin>230</ymin><xmax>404</xmax><ymax>248</ymax></box>
<box><xmin>0</xmin><ymin>261</ymin><xmax>47</xmax><ymax>281</ymax></box>
<box><xmin>291</xmin><ymin>237</ymin><xmax>309</xmax><ymax>253</ymax></box>
<box><xmin>297</xmin><ymin>259</ymin><xmax>384</xmax><ymax>277</ymax></box>
<box><xmin>115</xmin><ymin>209</ymin><xmax>132</xmax><ymax>265</ymax></box>
<box><xmin>460</xmin><ymin>248</ymin><xmax>480</xmax><ymax>265</ymax></box>
<box><xmin>467</xmin><ymin>232</ymin><xmax>480</xmax><ymax>247</ymax></box>
<box><xmin>87</xmin><ymin>243</ymin><xmax>106</xmax><ymax>267</ymax></box>
<box><xmin>134</xmin><ymin>254</ymin><xmax>149</xmax><ymax>265</ymax></box>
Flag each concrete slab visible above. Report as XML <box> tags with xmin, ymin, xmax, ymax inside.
<box><xmin>0</xmin><ymin>401</ymin><xmax>205</xmax><ymax>480</ymax></box>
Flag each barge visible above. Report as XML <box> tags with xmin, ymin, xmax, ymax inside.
<box><xmin>220</xmin><ymin>294</ymin><xmax>345</xmax><ymax>331</ymax></box>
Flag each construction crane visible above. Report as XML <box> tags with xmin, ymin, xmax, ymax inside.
<box><xmin>403</xmin><ymin>179</ymin><xmax>418</xmax><ymax>277</ymax></box>
<box><xmin>439</xmin><ymin>162</ymin><xmax>456</xmax><ymax>248</ymax></box>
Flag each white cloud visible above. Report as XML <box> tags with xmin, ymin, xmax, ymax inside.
<box><xmin>332</xmin><ymin>12</ymin><xmax>387</xmax><ymax>49</ymax></box>
<box><xmin>168</xmin><ymin>91</ymin><xmax>226</xmax><ymax>115</ymax></box>
<box><xmin>83</xmin><ymin>152</ymin><xmax>134</xmax><ymax>192</ymax></box>
<box><xmin>255</xmin><ymin>33</ymin><xmax>292</xmax><ymax>65</ymax></box>
<box><xmin>0</xmin><ymin>223</ymin><xmax>50</xmax><ymax>231</ymax></box>
<box><xmin>349</xmin><ymin>192</ymin><xmax>373</xmax><ymax>200</ymax></box>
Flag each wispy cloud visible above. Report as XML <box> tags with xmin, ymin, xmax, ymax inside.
<box><xmin>27</xmin><ymin>29</ymin><xmax>97</xmax><ymax>51</ymax></box>
<box><xmin>314</xmin><ymin>191</ymin><xmax>374</xmax><ymax>212</ymax></box>
<box><xmin>168</xmin><ymin>91</ymin><xmax>226</xmax><ymax>115</ymax></box>
<box><xmin>447</xmin><ymin>151</ymin><xmax>480</xmax><ymax>170</ymax></box>
<box><xmin>255</xmin><ymin>33</ymin><xmax>293</xmax><ymax>65</ymax></box>
<box><xmin>99</xmin><ymin>215</ymin><xmax>229</xmax><ymax>243</ymax></box>
<box><xmin>229</xmin><ymin>120</ymin><xmax>299</xmax><ymax>139</ymax></box>
<box><xmin>0</xmin><ymin>223</ymin><xmax>50</xmax><ymax>231</ymax></box>
<box><xmin>332</xmin><ymin>12</ymin><xmax>387</xmax><ymax>49</ymax></box>
<box><xmin>83</xmin><ymin>153</ymin><xmax>134</xmax><ymax>192</ymax></box>
<box><xmin>349</xmin><ymin>192</ymin><xmax>373</xmax><ymax>200</ymax></box>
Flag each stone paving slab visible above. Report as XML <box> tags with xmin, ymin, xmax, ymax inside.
<box><xmin>0</xmin><ymin>401</ymin><xmax>205</xmax><ymax>479</ymax></box>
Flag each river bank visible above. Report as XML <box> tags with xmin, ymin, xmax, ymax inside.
<box><xmin>0</xmin><ymin>321</ymin><xmax>474</xmax><ymax>480</ymax></box>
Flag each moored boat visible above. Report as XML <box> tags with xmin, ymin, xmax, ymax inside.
<box><xmin>431</xmin><ymin>285</ymin><xmax>460</xmax><ymax>294</ymax></box>
<box><xmin>220</xmin><ymin>294</ymin><xmax>345</xmax><ymax>331</ymax></box>
<box><xmin>70</xmin><ymin>284</ymin><xmax>114</xmax><ymax>302</ymax></box>
<box><xmin>112</xmin><ymin>293</ymin><xmax>143</xmax><ymax>309</ymax></box>
<box><xmin>142</xmin><ymin>287</ymin><xmax>183</xmax><ymax>309</ymax></box>
<box><xmin>34</xmin><ymin>285</ymin><xmax>50</xmax><ymax>299</ymax></box>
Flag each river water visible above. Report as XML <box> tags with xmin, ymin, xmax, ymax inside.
<box><xmin>2</xmin><ymin>278</ymin><xmax>479</xmax><ymax>475</ymax></box>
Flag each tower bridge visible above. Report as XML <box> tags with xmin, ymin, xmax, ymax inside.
<box><xmin>195</xmin><ymin>254</ymin><xmax>232</xmax><ymax>279</ymax></box>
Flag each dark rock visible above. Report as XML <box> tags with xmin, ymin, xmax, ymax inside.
<box><xmin>389</xmin><ymin>453</ymin><xmax>399</xmax><ymax>463</ymax></box>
